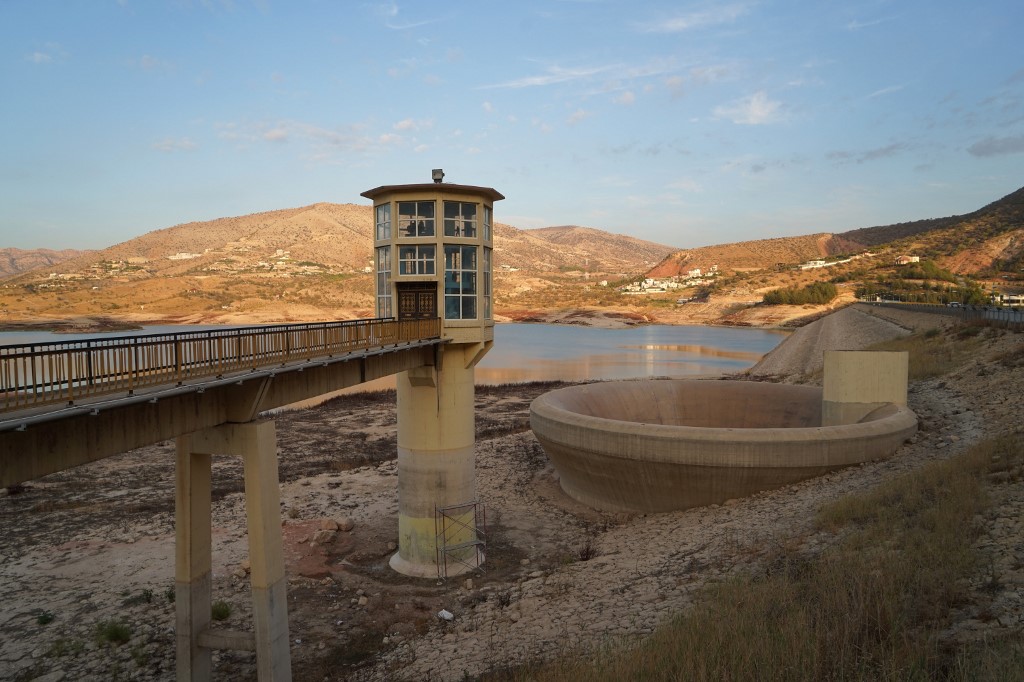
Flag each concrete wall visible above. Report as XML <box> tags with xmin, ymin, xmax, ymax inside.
<box><xmin>822</xmin><ymin>350</ymin><xmax>908</xmax><ymax>426</ymax></box>
<box><xmin>530</xmin><ymin>379</ymin><xmax>917</xmax><ymax>513</ymax></box>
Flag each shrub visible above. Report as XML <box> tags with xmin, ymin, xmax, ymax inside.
<box><xmin>211</xmin><ymin>601</ymin><xmax>231</xmax><ymax>621</ymax></box>
<box><xmin>96</xmin><ymin>620</ymin><xmax>131</xmax><ymax>645</ymax></box>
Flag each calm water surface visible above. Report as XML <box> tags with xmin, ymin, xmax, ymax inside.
<box><xmin>0</xmin><ymin>323</ymin><xmax>787</xmax><ymax>393</ymax></box>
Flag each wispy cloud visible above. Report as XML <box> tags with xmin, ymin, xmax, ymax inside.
<box><xmin>393</xmin><ymin>118</ymin><xmax>433</xmax><ymax>132</ymax></box>
<box><xmin>614</xmin><ymin>90</ymin><xmax>636</xmax><ymax>105</ymax></box>
<box><xmin>482</xmin><ymin>64</ymin><xmax>617</xmax><ymax>89</ymax></box>
<box><xmin>846</xmin><ymin>17</ymin><xmax>893</xmax><ymax>31</ymax></box>
<box><xmin>153</xmin><ymin>137</ymin><xmax>197</xmax><ymax>152</ymax></box>
<box><xmin>133</xmin><ymin>54</ymin><xmax>175</xmax><ymax>73</ymax></box>
<box><xmin>668</xmin><ymin>177</ymin><xmax>702</xmax><ymax>192</ymax></box>
<box><xmin>713</xmin><ymin>91</ymin><xmax>783</xmax><ymax>125</ymax></box>
<box><xmin>567</xmin><ymin>109</ymin><xmax>590</xmax><ymax>125</ymax></box>
<box><xmin>868</xmin><ymin>84</ymin><xmax>904</xmax><ymax>99</ymax></box>
<box><xmin>636</xmin><ymin>4</ymin><xmax>749</xmax><ymax>33</ymax></box>
<box><xmin>25</xmin><ymin>42</ymin><xmax>67</xmax><ymax>64</ymax></box>
<box><xmin>826</xmin><ymin>142</ymin><xmax>908</xmax><ymax>164</ymax></box>
<box><xmin>967</xmin><ymin>135</ymin><xmax>1024</xmax><ymax>157</ymax></box>
<box><xmin>263</xmin><ymin>128</ymin><xmax>288</xmax><ymax>142</ymax></box>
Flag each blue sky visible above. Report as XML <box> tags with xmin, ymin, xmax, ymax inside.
<box><xmin>1</xmin><ymin>1</ymin><xmax>1022</xmax><ymax>251</ymax></box>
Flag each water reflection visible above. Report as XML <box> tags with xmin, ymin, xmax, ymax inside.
<box><xmin>297</xmin><ymin>323</ymin><xmax>786</xmax><ymax>405</ymax></box>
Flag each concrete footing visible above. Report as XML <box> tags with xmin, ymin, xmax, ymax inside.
<box><xmin>175</xmin><ymin>420</ymin><xmax>291</xmax><ymax>681</ymax></box>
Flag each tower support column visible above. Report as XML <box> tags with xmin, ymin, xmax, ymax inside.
<box><xmin>391</xmin><ymin>344</ymin><xmax>477</xmax><ymax>577</ymax></box>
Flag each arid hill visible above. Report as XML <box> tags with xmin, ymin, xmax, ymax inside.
<box><xmin>646</xmin><ymin>233</ymin><xmax>866</xmax><ymax>278</ymax></box>
<box><xmin>0</xmin><ymin>204</ymin><xmax>677</xmax><ymax>324</ymax></box>
<box><xmin>0</xmin><ymin>248</ymin><xmax>89</xmax><ymax>278</ymax></box>
<box><xmin>838</xmin><ymin>185</ymin><xmax>1024</xmax><ymax>249</ymax></box>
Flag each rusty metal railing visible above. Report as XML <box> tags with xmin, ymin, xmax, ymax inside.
<box><xmin>0</xmin><ymin>317</ymin><xmax>440</xmax><ymax>412</ymax></box>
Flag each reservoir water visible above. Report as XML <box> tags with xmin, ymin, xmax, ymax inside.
<box><xmin>0</xmin><ymin>322</ymin><xmax>786</xmax><ymax>394</ymax></box>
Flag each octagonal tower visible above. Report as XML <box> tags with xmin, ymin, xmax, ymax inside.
<box><xmin>361</xmin><ymin>171</ymin><xmax>504</xmax><ymax>577</ymax></box>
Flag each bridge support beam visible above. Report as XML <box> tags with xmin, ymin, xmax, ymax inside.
<box><xmin>390</xmin><ymin>344</ymin><xmax>478</xmax><ymax>577</ymax></box>
<box><xmin>175</xmin><ymin>420</ymin><xmax>292</xmax><ymax>682</ymax></box>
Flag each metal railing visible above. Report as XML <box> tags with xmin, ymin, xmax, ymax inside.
<box><xmin>0</xmin><ymin>317</ymin><xmax>441</xmax><ymax>412</ymax></box>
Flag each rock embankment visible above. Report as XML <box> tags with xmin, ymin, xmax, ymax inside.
<box><xmin>748</xmin><ymin>303</ymin><xmax>937</xmax><ymax>379</ymax></box>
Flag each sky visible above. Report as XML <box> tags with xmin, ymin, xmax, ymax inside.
<box><xmin>1</xmin><ymin>0</ymin><xmax>1022</xmax><ymax>251</ymax></box>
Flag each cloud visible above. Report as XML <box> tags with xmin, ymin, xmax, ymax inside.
<box><xmin>826</xmin><ymin>142</ymin><xmax>908</xmax><ymax>164</ymax></box>
<box><xmin>668</xmin><ymin>177</ymin><xmax>702</xmax><ymax>192</ymax></box>
<box><xmin>846</xmin><ymin>17</ymin><xmax>892</xmax><ymax>31</ymax></box>
<box><xmin>482</xmin><ymin>101</ymin><xmax>494</xmax><ymax>113</ymax></box>
<box><xmin>392</xmin><ymin>118</ymin><xmax>433</xmax><ymax>131</ymax></box>
<box><xmin>614</xmin><ymin>90</ymin><xmax>635</xmax><ymax>105</ymax></box>
<box><xmin>868</xmin><ymin>84</ymin><xmax>904</xmax><ymax>99</ymax></box>
<box><xmin>967</xmin><ymin>135</ymin><xmax>1024</xmax><ymax>157</ymax></box>
<box><xmin>25</xmin><ymin>42</ymin><xmax>67</xmax><ymax>64</ymax></box>
<box><xmin>263</xmin><ymin>128</ymin><xmax>288</xmax><ymax>142</ymax></box>
<box><xmin>135</xmin><ymin>54</ymin><xmax>174</xmax><ymax>72</ymax></box>
<box><xmin>713</xmin><ymin>91</ymin><xmax>783</xmax><ymax>125</ymax></box>
<box><xmin>637</xmin><ymin>4</ymin><xmax>748</xmax><ymax>33</ymax></box>
<box><xmin>567</xmin><ymin>109</ymin><xmax>590</xmax><ymax>125</ymax></box>
<box><xmin>665</xmin><ymin>75</ymin><xmax>685</xmax><ymax>98</ymax></box>
<box><xmin>482</xmin><ymin>64</ymin><xmax>616</xmax><ymax>89</ymax></box>
<box><xmin>153</xmin><ymin>137</ymin><xmax>197</xmax><ymax>152</ymax></box>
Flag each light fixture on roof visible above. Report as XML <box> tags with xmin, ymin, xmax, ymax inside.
<box><xmin>431</xmin><ymin>168</ymin><xmax>445</xmax><ymax>183</ymax></box>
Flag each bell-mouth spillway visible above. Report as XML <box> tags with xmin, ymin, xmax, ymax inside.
<box><xmin>530</xmin><ymin>379</ymin><xmax>918</xmax><ymax>513</ymax></box>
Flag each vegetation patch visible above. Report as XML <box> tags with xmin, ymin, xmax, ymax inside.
<box><xmin>484</xmin><ymin>433</ymin><xmax>1024</xmax><ymax>682</ymax></box>
<box><xmin>868</xmin><ymin>323</ymin><xmax>983</xmax><ymax>379</ymax></box>
<box><xmin>762</xmin><ymin>281</ymin><xmax>837</xmax><ymax>305</ymax></box>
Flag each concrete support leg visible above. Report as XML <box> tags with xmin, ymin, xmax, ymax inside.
<box><xmin>391</xmin><ymin>345</ymin><xmax>478</xmax><ymax>577</ymax></box>
<box><xmin>239</xmin><ymin>421</ymin><xmax>292</xmax><ymax>682</ymax></box>
<box><xmin>175</xmin><ymin>435</ymin><xmax>213</xmax><ymax>682</ymax></box>
<box><xmin>175</xmin><ymin>420</ymin><xmax>292</xmax><ymax>682</ymax></box>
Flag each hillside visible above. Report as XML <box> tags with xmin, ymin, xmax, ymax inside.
<box><xmin>0</xmin><ymin>204</ymin><xmax>676</xmax><ymax>324</ymax></box>
<box><xmin>0</xmin><ymin>248</ymin><xmax>90</xmax><ymax>279</ymax></box>
<box><xmin>839</xmin><ymin>185</ymin><xmax>1024</xmax><ymax>251</ymax></box>
<box><xmin>646</xmin><ymin>233</ymin><xmax>865</xmax><ymax>278</ymax></box>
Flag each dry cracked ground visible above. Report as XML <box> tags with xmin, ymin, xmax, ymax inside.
<box><xmin>1</xmin><ymin>306</ymin><xmax>1022</xmax><ymax>681</ymax></box>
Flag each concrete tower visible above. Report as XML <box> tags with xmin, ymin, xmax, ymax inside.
<box><xmin>361</xmin><ymin>172</ymin><xmax>504</xmax><ymax>577</ymax></box>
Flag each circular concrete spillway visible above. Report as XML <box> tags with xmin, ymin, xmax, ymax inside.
<box><xmin>530</xmin><ymin>379</ymin><xmax>917</xmax><ymax>513</ymax></box>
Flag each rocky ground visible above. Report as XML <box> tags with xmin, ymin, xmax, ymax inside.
<box><xmin>1</xmin><ymin>306</ymin><xmax>1021</xmax><ymax>681</ymax></box>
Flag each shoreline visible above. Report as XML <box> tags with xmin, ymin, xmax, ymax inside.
<box><xmin>0</xmin><ymin>305</ymin><xmax>818</xmax><ymax>335</ymax></box>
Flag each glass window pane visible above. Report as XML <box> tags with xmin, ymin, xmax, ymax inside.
<box><xmin>419</xmin><ymin>201</ymin><xmax>435</xmax><ymax>218</ymax></box>
<box><xmin>462</xmin><ymin>272</ymin><xmax>476</xmax><ymax>294</ymax></box>
<box><xmin>445</xmin><ymin>296</ymin><xmax>460</xmax><ymax>319</ymax></box>
<box><xmin>462</xmin><ymin>247</ymin><xmax>477</xmax><ymax>269</ymax></box>
<box><xmin>444</xmin><ymin>202</ymin><xmax>460</xmax><ymax>219</ymax></box>
<box><xmin>463</xmin><ymin>204</ymin><xmax>476</xmax><ymax>220</ymax></box>
<box><xmin>463</xmin><ymin>297</ymin><xmax>476</xmax><ymax>319</ymax></box>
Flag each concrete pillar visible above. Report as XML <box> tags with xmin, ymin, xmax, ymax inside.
<box><xmin>175</xmin><ymin>435</ymin><xmax>213</xmax><ymax>682</ymax></box>
<box><xmin>390</xmin><ymin>344</ymin><xmax>478</xmax><ymax>577</ymax></box>
<box><xmin>822</xmin><ymin>350</ymin><xmax>909</xmax><ymax>426</ymax></box>
<box><xmin>175</xmin><ymin>420</ymin><xmax>292</xmax><ymax>682</ymax></box>
<box><xmin>238</xmin><ymin>422</ymin><xmax>292</xmax><ymax>682</ymax></box>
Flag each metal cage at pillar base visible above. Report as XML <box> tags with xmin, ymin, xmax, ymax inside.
<box><xmin>434</xmin><ymin>501</ymin><xmax>486</xmax><ymax>580</ymax></box>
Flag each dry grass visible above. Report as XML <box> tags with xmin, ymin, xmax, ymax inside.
<box><xmin>868</xmin><ymin>323</ymin><xmax>990</xmax><ymax>379</ymax></box>
<box><xmin>483</xmin><ymin>432</ymin><xmax>1024</xmax><ymax>682</ymax></box>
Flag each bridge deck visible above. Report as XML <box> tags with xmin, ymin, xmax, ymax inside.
<box><xmin>1</xmin><ymin>317</ymin><xmax>440</xmax><ymax>416</ymax></box>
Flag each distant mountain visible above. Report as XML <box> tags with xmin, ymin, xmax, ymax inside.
<box><xmin>503</xmin><ymin>225</ymin><xmax>677</xmax><ymax>274</ymax></box>
<box><xmin>2</xmin><ymin>203</ymin><xmax>677</xmax><ymax>322</ymax></box>
<box><xmin>0</xmin><ymin>248</ymin><xmax>90</xmax><ymax>279</ymax></box>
